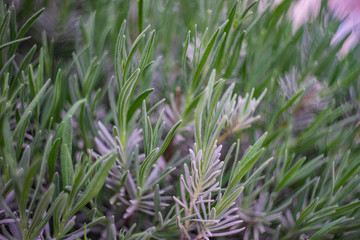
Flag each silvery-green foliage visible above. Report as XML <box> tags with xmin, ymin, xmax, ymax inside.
<box><xmin>220</xmin><ymin>88</ymin><xmax>266</xmax><ymax>140</ymax></box>
<box><xmin>172</xmin><ymin>70</ymin><xmax>270</xmax><ymax>239</ymax></box>
<box><xmin>1</xmin><ymin>0</ymin><xmax>360</xmax><ymax>239</ymax></box>
<box><xmin>278</xmin><ymin>68</ymin><xmax>329</xmax><ymax>131</ymax></box>
<box><xmin>174</xmin><ymin>145</ymin><xmax>245</xmax><ymax>239</ymax></box>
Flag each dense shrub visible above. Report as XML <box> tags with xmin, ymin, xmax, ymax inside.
<box><xmin>1</xmin><ymin>0</ymin><xmax>360</xmax><ymax>239</ymax></box>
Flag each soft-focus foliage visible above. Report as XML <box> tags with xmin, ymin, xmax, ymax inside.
<box><xmin>1</xmin><ymin>0</ymin><xmax>360</xmax><ymax>239</ymax></box>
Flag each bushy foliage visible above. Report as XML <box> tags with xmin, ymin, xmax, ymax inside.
<box><xmin>1</xmin><ymin>0</ymin><xmax>360</xmax><ymax>239</ymax></box>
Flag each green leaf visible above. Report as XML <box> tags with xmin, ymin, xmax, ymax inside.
<box><xmin>0</xmin><ymin>9</ymin><xmax>10</xmax><ymax>42</ymax></box>
<box><xmin>49</xmin><ymin>138</ymin><xmax>61</xmax><ymax>183</ymax></box>
<box><xmin>69</xmin><ymin>160</ymin><xmax>86</xmax><ymax>206</ymax></box>
<box><xmin>154</xmin><ymin>120</ymin><xmax>182</xmax><ymax>161</ymax></box>
<box><xmin>74</xmin><ymin>158</ymin><xmax>103</xmax><ymax>198</ymax></box>
<box><xmin>20</xmin><ymin>158</ymin><xmax>41</xmax><ymax>221</ymax></box>
<box><xmin>19</xmin><ymin>145</ymin><xmax>30</xmax><ymax>173</ymax></box>
<box><xmin>118</xmin><ymin>68</ymin><xmax>141</xmax><ymax>139</ymax></box>
<box><xmin>330</xmin><ymin>201</ymin><xmax>360</xmax><ymax>217</ymax></box>
<box><xmin>276</xmin><ymin>157</ymin><xmax>306</xmax><ymax>192</ymax></box>
<box><xmin>0</xmin><ymin>36</ymin><xmax>31</xmax><ymax>50</ymax></box>
<box><xmin>61</xmin><ymin>144</ymin><xmax>73</xmax><ymax>188</ymax></box>
<box><xmin>53</xmin><ymin>193</ymin><xmax>68</xmax><ymax>235</ymax></box>
<box><xmin>64</xmin><ymin>98</ymin><xmax>87</xmax><ymax>119</ymax></box>
<box><xmin>115</xmin><ymin>20</ymin><xmax>127</xmax><ymax>88</ymax></box>
<box><xmin>15</xmin><ymin>111</ymin><xmax>31</xmax><ymax>158</ymax></box>
<box><xmin>2</xmin><ymin>118</ymin><xmax>16</xmax><ymax>173</ymax></box>
<box><xmin>214</xmin><ymin>1</ymin><xmax>238</xmax><ymax>70</ymax></box>
<box><xmin>29</xmin><ymin>135</ymin><xmax>53</xmax><ymax>214</ymax></box>
<box><xmin>69</xmin><ymin>155</ymin><xmax>116</xmax><ymax>218</ymax></box>
<box><xmin>225</xmin><ymin>133</ymin><xmax>267</xmax><ymax>199</ymax></box>
<box><xmin>182</xmin><ymin>30</ymin><xmax>191</xmax><ymax>82</ymax></box>
<box><xmin>30</xmin><ymin>190</ymin><xmax>67</xmax><ymax>239</ymax></box>
<box><xmin>61</xmin><ymin>117</ymin><xmax>73</xmax><ymax>188</ymax></box>
<box><xmin>127</xmin><ymin>88</ymin><xmax>153</xmax><ymax>122</ymax></box>
<box><xmin>64</xmin><ymin>217</ymin><xmax>106</xmax><ymax>238</ymax></box>
<box><xmin>121</xmin><ymin>170</ymin><xmax>129</xmax><ymax>186</ymax></box>
<box><xmin>11</xmin><ymin>7</ymin><xmax>44</xmax><ymax>54</ymax></box>
<box><xmin>138</xmin><ymin>147</ymin><xmax>159</xmax><ymax>188</ymax></box>
<box><xmin>154</xmin><ymin>184</ymin><xmax>160</xmax><ymax>221</ymax></box>
<box><xmin>194</xmin><ymin>88</ymin><xmax>208</xmax><ymax>149</ymax></box>
<box><xmin>335</xmin><ymin>160</ymin><xmax>360</xmax><ymax>191</ymax></box>
<box><xmin>215</xmin><ymin>187</ymin><xmax>243</xmax><ymax>217</ymax></box>
<box><xmin>191</xmin><ymin>27</ymin><xmax>220</xmax><ymax>90</ymax></box>
<box><xmin>13</xmin><ymin>44</ymin><xmax>37</xmax><ymax>84</ymax></box>
<box><xmin>243</xmin><ymin>158</ymin><xmax>273</xmax><ymax>188</ymax></box>
<box><xmin>36</xmin><ymin>48</ymin><xmax>44</xmax><ymax>92</ymax></box>
<box><xmin>142</xmin><ymin>100</ymin><xmax>150</xmax><ymax>156</ymax></box>
<box><xmin>138</xmin><ymin>0</ymin><xmax>144</xmax><ymax>32</ymax></box>
<box><xmin>13</xmin><ymin>79</ymin><xmax>51</xmax><ymax>137</ymax></box>
<box><xmin>294</xmin><ymin>198</ymin><xmax>319</xmax><ymax>229</ymax></box>
<box><xmin>267</xmin><ymin>0</ymin><xmax>292</xmax><ymax>29</ymax></box>
<box><xmin>219</xmin><ymin>142</ymin><xmax>237</xmax><ymax>188</ymax></box>
<box><xmin>138</xmin><ymin>29</ymin><xmax>156</xmax><ymax>72</ymax></box>
<box><xmin>91</xmin><ymin>88</ymin><xmax>101</xmax><ymax>115</ymax></box>
<box><xmin>42</xmin><ymin>69</ymin><xmax>62</xmax><ymax>126</ymax></box>
<box><xmin>309</xmin><ymin>217</ymin><xmax>346</xmax><ymax>240</ymax></box>
<box><xmin>27</xmin><ymin>184</ymin><xmax>55</xmax><ymax>238</ymax></box>
<box><xmin>123</xmin><ymin>26</ymin><xmax>149</xmax><ymax>79</ymax></box>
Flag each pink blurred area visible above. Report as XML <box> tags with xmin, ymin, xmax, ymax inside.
<box><xmin>328</xmin><ymin>0</ymin><xmax>360</xmax><ymax>56</ymax></box>
<box><xmin>275</xmin><ymin>0</ymin><xmax>360</xmax><ymax>56</ymax></box>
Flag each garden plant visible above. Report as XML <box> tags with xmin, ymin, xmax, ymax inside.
<box><xmin>1</xmin><ymin>0</ymin><xmax>360</xmax><ymax>239</ymax></box>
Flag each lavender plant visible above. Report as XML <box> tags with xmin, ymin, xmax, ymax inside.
<box><xmin>1</xmin><ymin>0</ymin><xmax>360</xmax><ymax>239</ymax></box>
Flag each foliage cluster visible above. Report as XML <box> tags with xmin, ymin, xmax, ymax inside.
<box><xmin>1</xmin><ymin>0</ymin><xmax>360</xmax><ymax>239</ymax></box>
